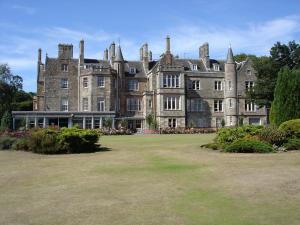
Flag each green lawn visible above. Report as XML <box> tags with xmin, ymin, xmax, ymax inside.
<box><xmin>1</xmin><ymin>134</ymin><xmax>300</xmax><ymax>225</ymax></box>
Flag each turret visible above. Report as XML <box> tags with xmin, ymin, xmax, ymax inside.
<box><xmin>140</xmin><ymin>43</ymin><xmax>149</xmax><ymax>70</ymax></box>
<box><xmin>109</xmin><ymin>42</ymin><xmax>116</xmax><ymax>62</ymax></box>
<box><xmin>199</xmin><ymin>42</ymin><xmax>210</xmax><ymax>69</ymax></box>
<box><xmin>79</xmin><ymin>39</ymin><xmax>84</xmax><ymax>64</ymax></box>
<box><xmin>224</xmin><ymin>46</ymin><xmax>238</xmax><ymax>126</ymax></box>
<box><xmin>103</xmin><ymin>48</ymin><xmax>108</xmax><ymax>61</ymax></box>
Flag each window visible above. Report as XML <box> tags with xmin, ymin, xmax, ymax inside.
<box><xmin>97</xmin><ymin>98</ymin><xmax>105</xmax><ymax>112</ymax></box>
<box><xmin>128</xmin><ymin>80</ymin><xmax>139</xmax><ymax>91</ymax></box>
<box><xmin>229</xmin><ymin>116</ymin><xmax>233</xmax><ymax>126</ymax></box>
<box><xmin>245</xmin><ymin>100</ymin><xmax>256</xmax><ymax>112</ymax></box>
<box><xmin>85</xmin><ymin>117</ymin><xmax>92</xmax><ymax>129</ymax></box>
<box><xmin>168</xmin><ymin>118</ymin><xmax>177</xmax><ymax>128</ymax></box>
<box><xmin>197</xmin><ymin>118</ymin><xmax>206</xmax><ymax>128</ymax></box>
<box><xmin>127</xmin><ymin>98</ymin><xmax>141</xmax><ymax>111</ymax></box>
<box><xmin>189</xmin><ymin>80</ymin><xmax>200</xmax><ymax>90</ymax></box>
<box><xmin>61</xmin><ymin>98</ymin><xmax>68</xmax><ymax>111</ymax></box>
<box><xmin>163</xmin><ymin>74</ymin><xmax>180</xmax><ymax>88</ymax></box>
<box><xmin>192</xmin><ymin>64</ymin><xmax>198</xmax><ymax>71</ymax></box>
<box><xmin>228</xmin><ymin>80</ymin><xmax>232</xmax><ymax>90</ymax></box>
<box><xmin>213</xmin><ymin>64</ymin><xmax>220</xmax><ymax>71</ymax></box>
<box><xmin>97</xmin><ymin>76</ymin><xmax>105</xmax><ymax>87</ymax></box>
<box><xmin>214</xmin><ymin>100</ymin><xmax>223</xmax><ymax>112</ymax></box>
<box><xmin>247</xmin><ymin>69</ymin><xmax>252</xmax><ymax>76</ymax></box>
<box><xmin>245</xmin><ymin>81</ymin><xmax>254</xmax><ymax>91</ymax></box>
<box><xmin>61</xmin><ymin>64</ymin><xmax>68</xmax><ymax>72</ymax></box>
<box><xmin>94</xmin><ymin>118</ymin><xmax>101</xmax><ymax>129</ymax></box>
<box><xmin>83</xmin><ymin>77</ymin><xmax>88</xmax><ymax>88</ymax></box>
<box><xmin>61</xmin><ymin>78</ymin><xmax>68</xmax><ymax>89</ymax></box>
<box><xmin>136</xmin><ymin>120</ymin><xmax>142</xmax><ymax>129</ymax></box>
<box><xmin>82</xmin><ymin>98</ymin><xmax>88</xmax><ymax>111</ymax></box>
<box><xmin>129</xmin><ymin>67</ymin><xmax>136</xmax><ymax>74</ymax></box>
<box><xmin>189</xmin><ymin>99</ymin><xmax>203</xmax><ymax>112</ymax></box>
<box><xmin>249</xmin><ymin>117</ymin><xmax>261</xmax><ymax>125</ymax></box>
<box><xmin>148</xmin><ymin>99</ymin><xmax>152</xmax><ymax>108</ymax></box>
<box><xmin>228</xmin><ymin>98</ymin><xmax>233</xmax><ymax>108</ymax></box>
<box><xmin>164</xmin><ymin>96</ymin><xmax>180</xmax><ymax>110</ymax></box>
<box><xmin>214</xmin><ymin>81</ymin><xmax>222</xmax><ymax>91</ymax></box>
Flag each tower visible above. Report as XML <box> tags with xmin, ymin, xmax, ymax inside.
<box><xmin>224</xmin><ymin>46</ymin><xmax>238</xmax><ymax>126</ymax></box>
<box><xmin>113</xmin><ymin>45</ymin><xmax>124</xmax><ymax>113</ymax></box>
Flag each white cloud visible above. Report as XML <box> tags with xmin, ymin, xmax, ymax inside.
<box><xmin>11</xmin><ymin>4</ymin><xmax>36</xmax><ymax>15</ymax></box>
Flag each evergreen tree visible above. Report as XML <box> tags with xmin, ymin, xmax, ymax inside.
<box><xmin>270</xmin><ymin>68</ymin><xmax>300</xmax><ymax>126</ymax></box>
<box><xmin>0</xmin><ymin>111</ymin><xmax>12</xmax><ymax>131</ymax></box>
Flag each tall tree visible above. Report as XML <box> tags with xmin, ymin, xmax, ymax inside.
<box><xmin>270</xmin><ymin>68</ymin><xmax>300</xmax><ymax>126</ymax></box>
<box><xmin>0</xmin><ymin>64</ymin><xmax>23</xmax><ymax>118</ymax></box>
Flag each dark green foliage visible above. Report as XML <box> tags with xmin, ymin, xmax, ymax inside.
<box><xmin>221</xmin><ymin>118</ymin><xmax>225</xmax><ymax>128</ymax></box>
<box><xmin>58</xmin><ymin>127</ymin><xmax>99</xmax><ymax>153</ymax></box>
<box><xmin>284</xmin><ymin>138</ymin><xmax>300</xmax><ymax>150</ymax></box>
<box><xmin>258</xmin><ymin>126</ymin><xmax>287</xmax><ymax>146</ymax></box>
<box><xmin>270</xmin><ymin>68</ymin><xmax>300</xmax><ymax>126</ymax></box>
<box><xmin>0</xmin><ymin>111</ymin><xmax>12</xmax><ymax>131</ymax></box>
<box><xmin>201</xmin><ymin>143</ymin><xmax>220</xmax><ymax>150</ymax></box>
<box><xmin>225</xmin><ymin>140</ymin><xmax>273</xmax><ymax>153</ymax></box>
<box><xmin>12</xmin><ymin>138</ymin><xmax>30</xmax><ymax>151</ymax></box>
<box><xmin>234</xmin><ymin>53</ymin><xmax>257</xmax><ymax>63</ymax></box>
<box><xmin>146</xmin><ymin>113</ymin><xmax>158</xmax><ymax>129</ymax></box>
<box><xmin>278</xmin><ymin>119</ymin><xmax>300</xmax><ymax>138</ymax></box>
<box><xmin>103</xmin><ymin>118</ymin><xmax>113</xmax><ymax>128</ymax></box>
<box><xmin>215</xmin><ymin>125</ymin><xmax>263</xmax><ymax>144</ymax></box>
<box><xmin>0</xmin><ymin>137</ymin><xmax>16</xmax><ymax>150</ymax></box>
<box><xmin>28</xmin><ymin>129</ymin><xmax>61</xmax><ymax>154</ymax></box>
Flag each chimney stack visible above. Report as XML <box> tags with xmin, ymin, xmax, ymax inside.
<box><xmin>80</xmin><ymin>39</ymin><xmax>84</xmax><ymax>63</ymax></box>
<box><xmin>104</xmin><ymin>48</ymin><xmax>108</xmax><ymax>61</ymax></box>
<box><xmin>166</xmin><ymin>35</ymin><xmax>171</xmax><ymax>53</ymax></box>
<box><xmin>38</xmin><ymin>48</ymin><xmax>42</xmax><ymax>63</ymax></box>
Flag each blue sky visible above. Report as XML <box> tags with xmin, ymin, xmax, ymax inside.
<box><xmin>0</xmin><ymin>0</ymin><xmax>300</xmax><ymax>92</ymax></box>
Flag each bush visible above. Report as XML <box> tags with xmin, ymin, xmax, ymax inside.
<box><xmin>279</xmin><ymin>119</ymin><xmax>300</xmax><ymax>138</ymax></box>
<box><xmin>284</xmin><ymin>138</ymin><xmax>300</xmax><ymax>150</ymax></box>
<box><xmin>58</xmin><ymin>127</ymin><xmax>100</xmax><ymax>153</ymax></box>
<box><xmin>201</xmin><ymin>143</ymin><xmax>220</xmax><ymax>150</ymax></box>
<box><xmin>258</xmin><ymin>126</ymin><xmax>287</xmax><ymax>146</ymax></box>
<box><xmin>0</xmin><ymin>111</ymin><xmax>12</xmax><ymax>132</ymax></box>
<box><xmin>12</xmin><ymin>138</ymin><xmax>30</xmax><ymax>151</ymax></box>
<box><xmin>28</xmin><ymin>129</ymin><xmax>61</xmax><ymax>154</ymax></box>
<box><xmin>224</xmin><ymin>140</ymin><xmax>273</xmax><ymax>153</ymax></box>
<box><xmin>215</xmin><ymin>125</ymin><xmax>263</xmax><ymax>144</ymax></box>
<box><xmin>0</xmin><ymin>137</ymin><xmax>16</xmax><ymax>150</ymax></box>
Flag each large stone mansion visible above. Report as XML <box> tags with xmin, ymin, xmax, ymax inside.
<box><xmin>12</xmin><ymin>36</ymin><xmax>267</xmax><ymax>130</ymax></box>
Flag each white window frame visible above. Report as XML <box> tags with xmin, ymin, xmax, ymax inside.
<box><xmin>189</xmin><ymin>99</ymin><xmax>203</xmax><ymax>112</ymax></box>
<box><xmin>127</xmin><ymin>98</ymin><xmax>141</xmax><ymax>111</ymax></box>
<box><xmin>97</xmin><ymin>98</ymin><xmax>105</xmax><ymax>112</ymax></box>
<box><xmin>168</xmin><ymin>118</ymin><xmax>177</xmax><ymax>128</ymax></box>
<box><xmin>82</xmin><ymin>98</ymin><xmax>88</xmax><ymax>111</ymax></box>
<box><xmin>245</xmin><ymin>100</ymin><xmax>256</xmax><ymax>112</ymax></box>
<box><xmin>245</xmin><ymin>81</ymin><xmax>254</xmax><ymax>91</ymax></box>
<box><xmin>83</xmin><ymin>77</ymin><xmax>88</xmax><ymax>88</ymax></box>
<box><xmin>61</xmin><ymin>98</ymin><xmax>68</xmax><ymax>112</ymax></box>
<box><xmin>192</xmin><ymin>64</ymin><xmax>198</xmax><ymax>71</ymax></box>
<box><xmin>61</xmin><ymin>78</ymin><xmax>68</xmax><ymax>89</ymax></box>
<box><xmin>129</xmin><ymin>67</ymin><xmax>136</xmax><ymax>74</ymax></box>
<box><xmin>163</xmin><ymin>74</ymin><xmax>180</xmax><ymax>88</ymax></box>
<box><xmin>128</xmin><ymin>80</ymin><xmax>139</xmax><ymax>91</ymax></box>
<box><xmin>214</xmin><ymin>80</ymin><xmax>222</xmax><ymax>91</ymax></box>
<box><xmin>164</xmin><ymin>96</ymin><xmax>180</xmax><ymax>111</ymax></box>
<box><xmin>228</xmin><ymin>80</ymin><xmax>232</xmax><ymax>90</ymax></box>
<box><xmin>213</xmin><ymin>64</ymin><xmax>220</xmax><ymax>71</ymax></box>
<box><xmin>192</xmin><ymin>80</ymin><xmax>200</xmax><ymax>90</ymax></box>
<box><xmin>229</xmin><ymin>98</ymin><xmax>233</xmax><ymax>108</ymax></box>
<box><xmin>214</xmin><ymin>99</ymin><xmax>223</xmax><ymax>112</ymax></box>
<box><xmin>61</xmin><ymin>64</ymin><xmax>68</xmax><ymax>72</ymax></box>
<box><xmin>97</xmin><ymin>76</ymin><xmax>105</xmax><ymax>88</ymax></box>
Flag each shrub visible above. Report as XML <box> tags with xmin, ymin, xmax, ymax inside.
<box><xmin>258</xmin><ymin>126</ymin><xmax>287</xmax><ymax>146</ymax></box>
<box><xmin>215</xmin><ymin>125</ymin><xmax>263</xmax><ymax>144</ymax></box>
<box><xmin>28</xmin><ymin>129</ymin><xmax>61</xmax><ymax>154</ymax></box>
<box><xmin>278</xmin><ymin>119</ymin><xmax>300</xmax><ymax>138</ymax></box>
<box><xmin>224</xmin><ymin>140</ymin><xmax>273</xmax><ymax>153</ymax></box>
<box><xmin>12</xmin><ymin>138</ymin><xmax>30</xmax><ymax>151</ymax></box>
<box><xmin>0</xmin><ymin>137</ymin><xmax>16</xmax><ymax>150</ymax></box>
<box><xmin>201</xmin><ymin>143</ymin><xmax>220</xmax><ymax>150</ymax></box>
<box><xmin>58</xmin><ymin>127</ymin><xmax>100</xmax><ymax>153</ymax></box>
<box><xmin>0</xmin><ymin>111</ymin><xmax>12</xmax><ymax>132</ymax></box>
<box><xmin>284</xmin><ymin>138</ymin><xmax>300</xmax><ymax>150</ymax></box>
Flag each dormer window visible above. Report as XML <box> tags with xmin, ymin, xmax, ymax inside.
<box><xmin>192</xmin><ymin>64</ymin><xmax>198</xmax><ymax>71</ymax></box>
<box><xmin>129</xmin><ymin>67</ymin><xmax>136</xmax><ymax>74</ymax></box>
<box><xmin>213</xmin><ymin>63</ymin><xmax>219</xmax><ymax>71</ymax></box>
<box><xmin>61</xmin><ymin>64</ymin><xmax>68</xmax><ymax>72</ymax></box>
<box><xmin>247</xmin><ymin>69</ymin><xmax>252</xmax><ymax>76</ymax></box>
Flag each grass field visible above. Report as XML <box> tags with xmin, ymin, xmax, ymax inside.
<box><xmin>1</xmin><ymin>134</ymin><xmax>300</xmax><ymax>225</ymax></box>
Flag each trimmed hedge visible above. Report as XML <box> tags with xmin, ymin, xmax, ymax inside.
<box><xmin>29</xmin><ymin>129</ymin><xmax>61</xmax><ymax>154</ymax></box>
<box><xmin>224</xmin><ymin>140</ymin><xmax>273</xmax><ymax>153</ymax></box>
<box><xmin>279</xmin><ymin>119</ymin><xmax>300</xmax><ymax>138</ymax></box>
<box><xmin>216</xmin><ymin>125</ymin><xmax>263</xmax><ymax>144</ymax></box>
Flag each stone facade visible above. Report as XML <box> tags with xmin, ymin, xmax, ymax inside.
<box><xmin>13</xmin><ymin>36</ymin><xmax>267</xmax><ymax>130</ymax></box>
